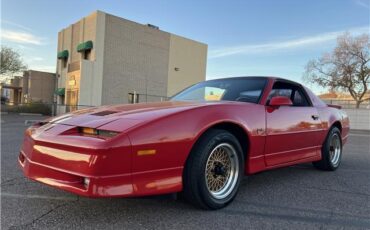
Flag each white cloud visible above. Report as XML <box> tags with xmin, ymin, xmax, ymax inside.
<box><xmin>209</xmin><ymin>26</ymin><xmax>370</xmax><ymax>59</ymax></box>
<box><xmin>0</xmin><ymin>20</ymin><xmax>33</xmax><ymax>32</ymax></box>
<box><xmin>1</xmin><ymin>29</ymin><xmax>45</xmax><ymax>45</ymax></box>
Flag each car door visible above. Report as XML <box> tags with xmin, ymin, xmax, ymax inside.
<box><xmin>265</xmin><ymin>81</ymin><xmax>322</xmax><ymax>166</ymax></box>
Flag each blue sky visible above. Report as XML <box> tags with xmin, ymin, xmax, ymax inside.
<box><xmin>1</xmin><ymin>0</ymin><xmax>369</xmax><ymax>93</ymax></box>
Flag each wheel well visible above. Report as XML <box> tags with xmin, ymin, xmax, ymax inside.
<box><xmin>200</xmin><ymin>122</ymin><xmax>249</xmax><ymax>158</ymax></box>
<box><xmin>332</xmin><ymin>121</ymin><xmax>342</xmax><ymax>133</ymax></box>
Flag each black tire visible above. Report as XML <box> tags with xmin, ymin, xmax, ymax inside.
<box><xmin>313</xmin><ymin>127</ymin><xmax>342</xmax><ymax>171</ymax></box>
<box><xmin>183</xmin><ymin>129</ymin><xmax>244</xmax><ymax>210</ymax></box>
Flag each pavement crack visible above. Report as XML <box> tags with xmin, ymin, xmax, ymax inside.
<box><xmin>1</xmin><ymin>177</ymin><xmax>24</xmax><ymax>186</ymax></box>
<box><xmin>32</xmin><ymin>203</ymin><xmax>67</xmax><ymax>224</ymax></box>
<box><xmin>9</xmin><ymin>202</ymin><xmax>69</xmax><ymax>229</ymax></box>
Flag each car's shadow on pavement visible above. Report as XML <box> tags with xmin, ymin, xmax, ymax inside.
<box><xmin>31</xmin><ymin>162</ymin><xmax>367</xmax><ymax>229</ymax></box>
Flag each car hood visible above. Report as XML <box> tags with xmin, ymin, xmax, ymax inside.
<box><xmin>47</xmin><ymin>101</ymin><xmax>215</xmax><ymax>129</ymax></box>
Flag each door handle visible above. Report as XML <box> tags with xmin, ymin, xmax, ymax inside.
<box><xmin>311</xmin><ymin>115</ymin><xmax>319</xmax><ymax>120</ymax></box>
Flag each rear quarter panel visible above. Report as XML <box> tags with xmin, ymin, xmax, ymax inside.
<box><xmin>304</xmin><ymin>86</ymin><xmax>350</xmax><ymax>144</ymax></box>
<box><xmin>316</xmin><ymin>106</ymin><xmax>350</xmax><ymax>144</ymax></box>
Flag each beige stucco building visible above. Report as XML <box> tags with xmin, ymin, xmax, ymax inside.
<box><xmin>56</xmin><ymin>11</ymin><xmax>207</xmax><ymax>111</ymax></box>
<box><xmin>0</xmin><ymin>70</ymin><xmax>56</xmax><ymax>104</ymax></box>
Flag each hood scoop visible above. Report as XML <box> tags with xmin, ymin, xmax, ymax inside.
<box><xmin>91</xmin><ymin>110</ymin><xmax>118</xmax><ymax>116</ymax></box>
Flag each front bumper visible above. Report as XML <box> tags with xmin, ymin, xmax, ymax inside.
<box><xmin>19</xmin><ymin>128</ymin><xmax>134</xmax><ymax>197</ymax></box>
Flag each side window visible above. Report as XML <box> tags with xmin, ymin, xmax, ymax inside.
<box><xmin>267</xmin><ymin>81</ymin><xmax>310</xmax><ymax>106</ymax></box>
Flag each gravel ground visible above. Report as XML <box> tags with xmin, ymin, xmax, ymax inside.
<box><xmin>1</xmin><ymin>114</ymin><xmax>370</xmax><ymax>230</ymax></box>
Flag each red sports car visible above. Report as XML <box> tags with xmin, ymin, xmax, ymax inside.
<box><xmin>19</xmin><ymin>77</ymin><xmax>349</xmax><ymax>209</ymax></box>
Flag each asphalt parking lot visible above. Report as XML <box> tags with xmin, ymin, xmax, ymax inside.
<box><xmin>1</xmin><ymin>114</ymin><xmax>370</xmax><ymax>230</ymax></box>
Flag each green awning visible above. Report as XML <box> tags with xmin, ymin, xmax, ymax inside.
<box><xmin>55</xmin><ymin>88</ymin><xmax>65</xmax><ymax>96</ymax></box>
<box><xmin>57</xmin><ymin>50</ymin><xmax>69</xmax><ymax>59</ymax></box>
<box><xmin>77</xmin><ymin>40</ymin><xmax>93</xmax><ymax>52</ymax></box>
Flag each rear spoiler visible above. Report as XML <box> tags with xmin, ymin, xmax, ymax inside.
<box><xmin>327</xmin><ymin>104</ymin><xmax>342</xmax><ymax>109</ymax></box>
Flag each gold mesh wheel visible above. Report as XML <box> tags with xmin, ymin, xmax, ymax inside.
<box><xmin>205</xmin><ymin>143</ymin><xmax>239</xmax><ymax>199</ymax></box>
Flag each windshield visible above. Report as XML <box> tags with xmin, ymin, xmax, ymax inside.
<box><xmin>171</xmin><ymin>78</ymin><xmax>267</xmax><ymax>103</ymax></box>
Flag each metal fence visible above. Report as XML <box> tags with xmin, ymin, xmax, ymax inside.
<box><xmin>4</xmin><ymin>97</ymin><xmax>367</xmax><ymax>117</ymax></box>
<box><xmin>323</xmin><ymin>99</ymin><xmax>370</xmax><ymax>109</ymax></box>
<box><xmin>1</xmin><ymin>93</ymin><xmax>171</xmax><ymax>116</ymax></box>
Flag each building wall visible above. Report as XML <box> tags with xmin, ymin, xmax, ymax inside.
<box><xmin>56</xmin><ymin>11</ymin><xmax>100</xmax><ymax>106</ymax></box>
<box><xmin>79</xmin><ymin>11</ymin><xmax>105</xmax><ymax>106</ymax></box>
<box><xmin>71</xmin><ymin>22</ymin><xmax>81</xmax><ymax>63</ymax></box>
<box><xmin>81</xmin><ymin>12</ymin><xmax>98</xmax><ymax>61</ymax></box>
<box><xmin>57</xmin><ymin>26</ymin><xmax>71</xmax><ymax>88</ymax></box>
<box><xmin>7</xmin><ymin>77</ymin><xmax>22</xmax><ymax>104</ymax></box>
<box><xmin>101</xmin><ymin>13</ymin><xmax>170</xmax><ymax>104</ymax></box>
<box><xmin>56</xmin><ymin>10</ymin><xmax>207</xmax><ymax>109</ymax></box>
<box><xmin>22</xmin><ymin>72</ymin><xmax>29</xmax><ymax>103</ymax></box>
<box><xmin>167</xmin><ymin>35</ymin><xmax>207</xmax><ymax>97</ymax></box>
<box><xmin>27</xmin><ymin>70</ymin><xmax>56</xmax><ymax>103</ymax></box>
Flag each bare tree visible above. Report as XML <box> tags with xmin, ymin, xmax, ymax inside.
<box><xmin>304</xmin><ymin>33</ymin><xmax>370</xmax><ymax>108</ymax></box>
<box><xmin>0</xmin><ymin>46</ymin><xmax>27</xmax><ymax>77</ymax></box>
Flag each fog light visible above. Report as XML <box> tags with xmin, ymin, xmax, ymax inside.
<box><xmin>83</xmin><ymin>178</ymin><xmax>90</xmax><ymax>188</ymax></box>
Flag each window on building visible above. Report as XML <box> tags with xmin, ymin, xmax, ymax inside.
<box><xmin>61</xmin><ymin>59</ymin><xmax>67</xmax><ymax>68</ymax></box>
<box><xmin>59</xmin><ymin>95</ymin><xmax>65</xmax><ymax>105</ymax></box>
<box><xmin>128</xmin><ymin>93</ymin><xmax>139</xmax><ymax>104</ymax></box>
<box><xmin>82</xmin><ymin>50</ymin><xmax>91</xmax><ymax>60</ymax></box>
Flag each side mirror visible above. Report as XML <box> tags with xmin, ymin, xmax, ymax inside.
<box><xmin>269</xmin><ymin>96</ymin><xmax>293</xmax><ymax>107</ymax></box>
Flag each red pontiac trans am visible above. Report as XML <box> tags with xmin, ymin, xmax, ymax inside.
<box><xmin>19</xmin><ymin>77</ymin><xmax>349</xmax><ymax>209</ymax></box>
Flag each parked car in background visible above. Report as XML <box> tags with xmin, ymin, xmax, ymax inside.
<box><xmin>19</xmin><ymin>76</ymin><xmax>349</xmax><ymax>209</ymax></box>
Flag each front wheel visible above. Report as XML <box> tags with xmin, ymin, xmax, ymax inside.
<box><xmin>313</xmin><ymin>127</ymin><xmax>342</xmax><ymax>171</ymax></box>
<box><xmin>183</xmin><ymin>129</ymin><xmax>244</xmax><ymax>209</ymax></box>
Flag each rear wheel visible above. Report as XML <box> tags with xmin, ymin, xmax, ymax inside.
<box><xmin>313</xmin><ymin>127</ymin><xmax>342</xmax><ymax>171</ymax></box>
<box><xmin>183</xmin><ymin>129</ymin><xmax>244</xmax><ymax>209</ymax></box>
